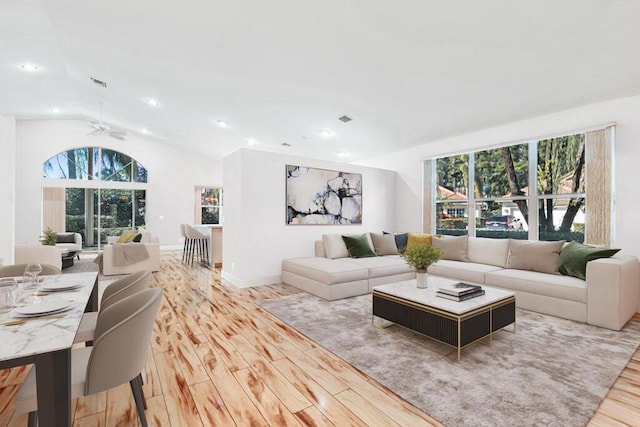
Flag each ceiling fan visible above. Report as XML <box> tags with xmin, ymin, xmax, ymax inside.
<box><xmin>87</xmin><ymin>102</ymin><xmax>128</xmax><ymax>140</ymax></box>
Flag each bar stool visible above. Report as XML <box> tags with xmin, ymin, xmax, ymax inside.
<box><xmin>180</xmin><ymin>224</ymin><xmax>190</xmax><ymax>263</ymax></box>
<box><xmin>184</xmin><ymin>225</ymin><xmax>210</xmax><ymax>266</ymax></box>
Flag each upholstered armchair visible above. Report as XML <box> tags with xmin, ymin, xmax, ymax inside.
<box><xmin>55</xmin><ymin>232</ymin><xmax>83</xmax><ymax>259</ymax></box>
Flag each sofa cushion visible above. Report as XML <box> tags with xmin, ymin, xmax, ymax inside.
<box><xmin>322</xmin><ymin>234</ymin><xmax>349</xmax><ymax>259</ymax></box>
<box><xmin>468</xmin><ymin>237</ymin><xmax>509</xmax><ymax>267</ymax></box>
<box><xmin>342</xmin><ymin>234</ymin><xmax>376</xmax><ymax>258</ymax></box>
<box><xmin>371</xmin><ymin>233</ymin><xmax>398</xmax><ymax>256</ymax></box>
<box><xmin>282</xmin><ymin>258</ymin><xmax>368</xmax><ymax>285</ymax></box>
<box><xmin>407</xmin><ymin>233</ymin><xmax>436</xmax><ymax>249</ymax></box>
<box><xmin>559</xmin><ymin>241</ymin><xmax>621</xmax><ymax>280</ymax></box>
<box><xmin>427</xmin><ymin>260</ymin><xmax>502</xmax><ymax>284</ymax></box>
<box><xmin>506</xmin><ymin>239</ymin><xmax>565</xmax><ymax>274</ymax></box>
<box><xmin>432</xmin><ymin>235</ymin><xmax>468</xmax><ymax>262</ymax></box>
<box><xmin>347</xmin><ymin>255</ymin><xmax>413</xmax><ymax>278</ymax></box>
<box><xmin>485</xmin><ymin>269</ymin><xmax>587</xmax><ymax>303</ymax></box>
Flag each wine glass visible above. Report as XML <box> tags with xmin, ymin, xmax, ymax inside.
<box><xmin>24</xmin><ymin>263</ymin><xmax>43</xmax><ymax>290</ymax></box>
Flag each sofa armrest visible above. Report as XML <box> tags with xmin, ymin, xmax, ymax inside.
<box><xmin>586</xmin><ymin>255</ymin><xmax>640</xmax><ymax>330</ymax></box>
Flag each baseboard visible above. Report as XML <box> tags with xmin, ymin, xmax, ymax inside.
<box><xmin>221</xmin><ymin>270</ymin><xmax>282</xmax><ymax>288</ymax></box>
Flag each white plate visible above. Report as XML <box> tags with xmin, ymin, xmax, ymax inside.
<box><xmin>38</xmin><ymin>282</ymin><xmax>83</xmax><ymax>291</ymax></box>
<box><xmin>13</xmin><ymin>300</ymin><xmax>74</xmax><ymax>316</ymax></box>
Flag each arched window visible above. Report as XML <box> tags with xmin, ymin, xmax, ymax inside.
<box><xmin>42</xmin><ymin>147</ymin><xmax>148</xmax><ymax>250</ymax></box>
<box><xmin>43</xmin><ymin>147</ymin><xmax>147</xmax><ymax>182</ymax></box>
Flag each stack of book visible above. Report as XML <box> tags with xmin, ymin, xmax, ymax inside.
<box><xmin>436</xmin><ymin>282</ymin><xmax>485</xmax><ymax>301</ymax></box>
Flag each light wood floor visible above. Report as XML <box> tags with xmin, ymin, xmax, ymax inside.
<box><xmin>1</xmin><ymin>251</ymin><xmax>639</xmax><ymax>426</ymax></box>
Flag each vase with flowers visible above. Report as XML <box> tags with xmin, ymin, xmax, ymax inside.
<box><xmin>402</xmin><ymin>243</ymin><xmax>443</xmax><ymax>288</ymax></box>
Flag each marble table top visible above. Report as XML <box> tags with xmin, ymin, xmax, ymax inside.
<box><xmin>0</xmin><ymin>272</ymin><xmax>98</xmax><ymax>362</ymax></box>
<box><xmin>372</xmin><ymin>277</ymin><xmax>515</xmax><ymax>315</ymax></box>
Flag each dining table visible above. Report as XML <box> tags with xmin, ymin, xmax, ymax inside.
<box><xmin>0</xmin><ymin>271</ymin><xmax>99</xmax><ymax>427</ymax></box>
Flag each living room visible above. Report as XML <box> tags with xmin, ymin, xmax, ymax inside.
<box><xmin>2</xmin><ymin>1</ymin><xmax>640</xmax><ymax>426</ymax></box>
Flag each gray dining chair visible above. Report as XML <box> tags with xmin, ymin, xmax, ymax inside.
<box><xmin>14</xmin><ymin>287</ymin><xmax>163</xmax><ymax>427</ymax></box>
<box><xmin>74</xmin><ymin>269</ymin><xmax>152</xmax><ymax>344</ymax></box>
<box><xmin>0</xmin><ymin>263</ymin><xmax>61</xmax><ymax>278</ymax></box>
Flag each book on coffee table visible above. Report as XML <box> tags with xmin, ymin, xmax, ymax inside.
<box><xmin>436</xmin><ymin>289</ymin><xmax>486</xmax><ymax>301</ymax></box>
<box><xmin>438</xmin><ymin>282</ymin><xmax>482</xmax><ymax>297</ymax></box>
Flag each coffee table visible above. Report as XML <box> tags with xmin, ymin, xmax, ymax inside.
<box><xmin>372</xmin><ymin>277</ymin><xmax>516</xmax><ymax>361</ymax></box>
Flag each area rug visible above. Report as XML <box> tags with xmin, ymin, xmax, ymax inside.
<box><xmin>257</xmin><ymin>293</ymin><xmax>640</xmax><ymax>427</ymax></box>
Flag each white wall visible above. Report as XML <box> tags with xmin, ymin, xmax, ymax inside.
<box><xmin>222</xmin><ymin>148</ymin><xmax>397</xmax><ymax>287</ymax></box>
<box><xmin>14</xmin><ymin>119</ymin><xmax>222</xmax><ymax>247</ymax></box>
<box><xmin>357</xmin><ymin>95</ymin><xmax>640</xmax><ymax>259</ymax></box>
<box><xmin>0</xmin><ymin>115</ymin><xmax>16</xmax><ymax>265</ymax></box>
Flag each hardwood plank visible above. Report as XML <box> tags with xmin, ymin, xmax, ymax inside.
<box><xmin>294</xmin><ymin>405</ymin><xmax>336</xmax><ymax>427</ymax></box>
<box><xmin>144</xmin><ymin>395</ymin><xmax>172</xmax><ymax>427</ymax></box>
<box><xmin>190</xmin><ymin>381</ymin><xmax>236</xmax><ymax>426</ymax></box>
<box><xmin>272</xmin><ymin>357</ymin><xmax>367</xmax><ymax>427</ymax></box>
<box><xmin>154</xmin><ymin>350</ymin><xmax>203</xmax><ymax>427</ymax></box>
<box><xmin>105</xmin><ymin>383</ymin><xmax>138</xmax><ymax>426</ymax></box>
<box><xmin>73</xmin><ymin>413</ymin><xmax>106</xmax><ymax>427</ymax></box>
<box><xmin>234</xmin><ymin>367</ymin><xmax>302</xmax><ymax>426</ymax></box>
<box><xmin>595</xmin><ymin>398</ymin><xmax>640</xmax><ymax>425</ymax></box>
<box><xmin>73</xmin><ymin>391</ymin><xmax>106</xmax><ymax>419</ymax></box>
<box><xmin>194</xmin><ymin>342</ymin><xmax>267</xmax><ymax>426</ymax></box>
<box><xmin>165</xmin><ymin>322</ymin><xmax>210</xmax><ymax>385</ymax></box>
<box><xmin>230</xmin><ymin>335</ymin><xmax>312</xmax><ymax>413</ymax></box>
<box><xmin>334</xmin><ymin>388</ymin><xmax>400</xmax><ymax>427</ymax></box>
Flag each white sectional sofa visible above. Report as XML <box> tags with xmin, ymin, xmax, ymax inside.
<box><xmin>281</xmin><ymin>233</ymin><xmax>640</xmax><ymax>330</ymax></box>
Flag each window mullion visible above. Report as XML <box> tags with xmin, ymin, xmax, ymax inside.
<box><xmin>467</xmin><ymin>152</ymin><xmax>476</xmax><ymax>237</ymax></box>
<box><xmin>528</xmin><ymin>141</ymin><xmax>538</xmax><ymax>240</ymax></box>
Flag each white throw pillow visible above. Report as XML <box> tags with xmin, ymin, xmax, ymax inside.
<box><xmin>468</xmin><ymin>237</ymin><xmax>509</xmax><ymax>267</ymax></box>
<box><xmin>322</xmin><ymin>234</ymin><xmax>349</xmax><ymax>259</ymax></box>
<box><xmin>432</xmin><ymin>235</ymin><xmax>469</xmax><ymax>262</ymax></box>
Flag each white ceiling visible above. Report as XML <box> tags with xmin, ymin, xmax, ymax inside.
<box><xmin>2</xmin><ymin>0</ymin><xmax>640</xmax><ymax>162</ymax></box>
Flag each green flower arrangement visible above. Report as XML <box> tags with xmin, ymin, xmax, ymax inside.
<box><xmin>402</xmin><ymin>243</ymin><xmax>443</xmax><ymax>271</ymax></box>
<box><xmin>40</xmin><ymin>227</ymin><xmax>57</xmax><ymax>246</ymax></box>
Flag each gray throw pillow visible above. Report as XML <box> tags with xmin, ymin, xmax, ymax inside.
<box><xmin>506</xmin><ymin>239</ymin><xmax>565</xmax><ymax>274</ymax></box>
<box><xmin>370</xmin><ymin>233</ymin><xmax>398</xmax><ymax>255</ymax></box>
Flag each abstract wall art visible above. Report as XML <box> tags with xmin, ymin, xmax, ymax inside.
<box><xmin>286</xmin><ymin>165</ymin><xmax>362</xmax><ymax>225</ymax></box>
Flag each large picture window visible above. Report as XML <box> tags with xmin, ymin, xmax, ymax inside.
<box><xmin>42</xmin><ymin>147</ymin><xmax>148</xmax><ymax>250</ymax></box>
<box><xmin>433</xmin><ymin>132</ymin><xmax>592</xmax><ymax>243</ymax></box>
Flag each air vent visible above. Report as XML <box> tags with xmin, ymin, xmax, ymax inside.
<box><xmin>338</xmin><ymin>115</ymin><xmax>352</xmax><ymax>123</ymax></box>
<box><xmin>90</xmin><ymin>77</ymin><xmax>107</xmax><ymax>88</ymax></box>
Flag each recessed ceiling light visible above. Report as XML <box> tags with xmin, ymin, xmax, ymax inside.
<box><xmin>145</xmin><ymin>98</ymin><xmax>160</xmax><ymax>107</ymax></box>
<box><xmin>319</xmin><ymin>130</ymin><xmax>333</xmax><ymax>138</ymax></box>
<box><xmin>141</xmin><ymin>128</ymin><xmax>150</xmax><ymax>134</ymax></box>
<box><xmin>50</xmin><ymin>107</ymin><xmax>60</xmax><ymax>114</ymax></box>
<box><xmin>20</xmin><ymin>63</ymin><xmax>39</xmax><ymax>72</ymax></box>
<box><xmin>216</xmin><ymin>120</ymin><xmax>229</xmax><ymax>128</ymax></box>
<box><xmin>281</xmin><ymin>142</ymin><xmax>291</xmax><ymax>147</ymax></box>
<box><xmin>336</xmin><ymin>151</ymin><xmax>349</xmax><ymax>157</ymax></box>
<box><xmin>245</xmin><ymin>138</ymin><xmax>257</xmax><ymax>146</ymax></box>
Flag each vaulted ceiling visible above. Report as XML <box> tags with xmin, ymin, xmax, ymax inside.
<box><xmin>2</xmin><ymin>1</ymin><xmax>640</xmax><ymax>161</ymax></box>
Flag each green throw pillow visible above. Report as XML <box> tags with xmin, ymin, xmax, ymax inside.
<box><xmin>132</xmin><ymin>233</ymin><xmax>143</xmax><ymax>243</ymax></box>
<box><xmin>559</xmin><ymin>241</ymin><xmax>620</xmax><ymax>280</ymax></box>
<box><xmin>341</xmin><ymin>234</ymin><xmax>377</xmax><ymax>258</ymax></box>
